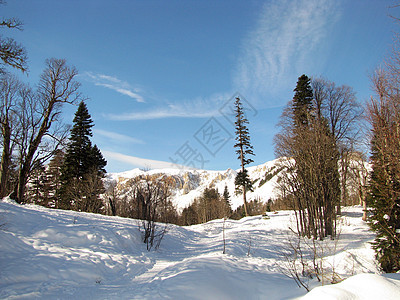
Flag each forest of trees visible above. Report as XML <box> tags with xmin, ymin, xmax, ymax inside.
<box><xmin>0</xmin><ymin>5</ymin><xmax>106</xmax><ymax>212</ymax></box>
<box><xmin>274</xmin><ymin>75</ymin><xmax>361</xmax><ymax>240</ymax></box>
<box><xmin>0</xmin><ymin>59</ymin><xmax>106</xmax><ymax>209</ymax></box>
<box><xmin>1</xmin><ymin>2</ymin><xmax>399</xmax><ymax>271</ymax></box>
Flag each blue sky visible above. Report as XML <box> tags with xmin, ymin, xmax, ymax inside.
<box><xmin>2</xmin><ymin>0</ymin><xmax>398</xmax><ymax>173</ymax></box>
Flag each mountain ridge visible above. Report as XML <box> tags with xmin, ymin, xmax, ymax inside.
<box><xmin>106</xmin><ymin>158</ymin><xmax>285</xmax><ymax>211</ymax></box>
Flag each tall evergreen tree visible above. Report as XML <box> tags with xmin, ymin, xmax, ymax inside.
<box><xmin>222</xmin><ymin>185</ymin><xmax>232</xmax><ymax>217</ymax></box>
<box><xmin>367</xmin><ymin>69</ymin><xmax>400</xmax><ymax>272</ymax></box>
<box><xmin>275</xmin><ymin>75</ymin><xmax>346</xmax><ymax>239</ymax></box>
<box><xmin>368</xmin><ymin>131</ymin><xmax>400</xmax><ymax>272</ymax></box>
<box><xmin>292</xmin><ymin>74</ymin><xmax>313</xmax><ymax>126</ymax></box>
<box><xmin>60</xmin><ymin>101</ymin><xmax>107</xmax><ymax>212</ymax></box>
<box><xmin>89</xmin><ymin>144</ymin><xmax>107</xmax><ymax>176</ymax></box>
<box><xmin>223</xmin><ymin>185</ymin><xmax>230</xmax><ymax>206</ymax></box>
<box><xmin>233</xmin><ymin>97</ymin><xmax>255</xmax><ymax>217</ymax></box>
<box><xmin>61</xmin><ymin>101</ymin><xmax>95</xmax><ymax>180</ymax></box>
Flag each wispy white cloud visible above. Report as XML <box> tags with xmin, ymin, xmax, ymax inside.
<box><xmin>102</xmin><ymin>150</ymin><xmax>188</xmax><ymax>170</ymax></box>
<box><xmin>234</xmin><ymin>0</ymin><xmax>340</xmax><ymax>102</ymax></box>
<box><xmin>84</xmin><ymin>72</ymin><xmax>145</xmax><ymax>103</ymax></box>
<box><xmin>106</xmin><ymin>104</ymin><xmax>215</xmax><ymax>121</ymax></box>
<box><xmin>105</xmin><ymin>93</ymin><xmax>230</xmax><ymax>121</ymax></box>
<box><xmin>93</xmin><ymin>129</ymin><xmax>145</xmax><ymax>144</ymax></box>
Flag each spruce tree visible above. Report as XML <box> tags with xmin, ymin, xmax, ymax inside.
<box><xmin>223</xmin><ymin>185</ymin><xmax>232</xmax><ymax>217</ymax></box>
<box><xmin>223</xmin><ymin>185</ymin><xmax>230</xmax><ymax>206</ymax></box>
<box><xmin>61</xmin><ymin>101</ymin><xmax>95</xmax><ymax>180</ymax></box>
<box><xmin>60</xmin><ymin>101</ymin><xmax>107</xmax><ymax>212</ymax></box>
<box><xmin>368</xmin><ymin>122</ymin><xmax>400</xmax><ymax>272</ymax></box>
<box><xmin>233</xmin><ymin>96</ymin><xmax>255</xmax><ymax>217</ymax></box>
<box><xmin>89</xmin><ymin>144</ymin><xmax>107</xmax><ymax>176</ymax></box>
<box><xmin>292</xmin><ymin>74</ymin><xmax>313</xmax><ymax>126</ymax></box>
<box><xmin>46</xmin><ymin>149</ymin><xmax>64</xmax><ymax>208</ymax></box>
<box><xmin>26</xmin><ymin>165</ymin><xmax>46</xmax><ymax>205</ymax></box>
<box><xmin>275</xmin><ymin>75</ymin><xmax>342</xmax><ymax>239</ymax></box>
<box><xmin>366</xmin><ymin>31</ymin><xmax>400</xmax><ymax>273</ymax></box>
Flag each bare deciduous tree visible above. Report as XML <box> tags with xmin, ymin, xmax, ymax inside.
<box><xmin>0</xmin><ymin>4</ymin><xmax>28</xmax><ymax>73</ymax></box>
<box><xmin>131</xmin><ymin>175</ymin><xmax>174</xmax><ymax>250</ymax></box>
<box><xmin>0</xmin><ymin>73</ymin><xmax>21</xmax><ymax>197</ymax></box>
<box><xmin>11</xmin><ymin>58</ymin><xmax>82</xmax><ymax>203</ymax></box>
<box><xmin>312</xmin><ymin>78</ymin><xmax>362</xmax><ymax>215</ymax></box>
<box><xmin>274</xmin><ymin>75</ymin><xmax>361</xmax><ymax>240</ymax></box>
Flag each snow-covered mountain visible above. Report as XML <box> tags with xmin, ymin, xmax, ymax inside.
<box><xmin>106</xmin><ymin>158</ymin><xmax>286</xmax><ymax>211</ymax></box>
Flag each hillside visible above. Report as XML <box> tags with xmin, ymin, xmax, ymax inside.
<box><xmin>1</xmin><ymin>199</ymin><xmax>399</xmax><ymax>299</ymax></box>
<box><xmin>106</xmin><ymin>158</ymin><xmax>285</xmax><ymax>211</ymax></box>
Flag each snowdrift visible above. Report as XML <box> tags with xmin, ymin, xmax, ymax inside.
<box><xmin>1</xmin><ymin>199</ymin><xmax>399</xmax><ymax>299</ymax></box>
<box><xmin>300</xmin><ymin>273</ymin><xmax>400</xmax><ymax>299</ymax></box>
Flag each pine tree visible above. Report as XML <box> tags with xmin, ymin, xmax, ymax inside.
<box><xmin>365</xmin><ymin>31</ymin><xmax>400</xmax><ymax>273</ymax></box>
<box><xmin>26</xmin><ymin>165</ymin><xmax>46</xmax><ymax>205</ymax></box>
<box><xmin>275</xmin><ymin>75</ymin><xmax>343</xmax><ymax>239</ymax></box>
<box><xmin>61</xmin><ymin>101</ymin><xmax>95</xmax><ymax>180</ymax></box>
<box><xmin>89</xmin><ymin>144</ymin><xmax>107</xmax><ymax>176</ymax></box>
<box><xmin>368</xmin><ymin>133</ymin><xmax>400</xmax><ymax>272</ymax></box>
<box><xmin>46</xmin><ymin>149</ymin><xmax>64</xmax><ymax>208</ymax></box>
<box><xmin>60</xmin><ymin>101</ymin><xmax>107</xmax><ymax>213</ymax></box>
<box><xmin>223</xmin><ymin>185</ymin><xmax>232</xmax><ymax>217</ymax></box>
<box><xmin>234</xmin><ymin>169</ymin><xmax>254</xmax><ymax>194</ymax></box>
<box><xmin>292</xmin><ymin>74</ymin><xmax>313</xmax><ymax>127</ymax></box>
<box><xmin>367</xmin><ymin>98</ymin><xmax>400</xmax><ymax>272</ymax></box>
<box><xmin>233</xmin><ymin>96</ymin><xmax>255</xmax><ymax>217</ymax></box>
<box><xmin>223</xmin><ymin>185</ymin><xmax>230</xmax><ymax>206</ymax></box>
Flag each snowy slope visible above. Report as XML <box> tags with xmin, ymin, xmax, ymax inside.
<box><xmin>300</xmin><ymin>273</ymin><xmax>400</xmax><ymax>299</ymax></box>
<box><xmin>1</xmin><ymin>198</ymin><xmax>399</xmax><ymax>299</ymax></box>
<box><xmin>106</xmin><ymin>158</ymin><xmax>284</xmax><ymax>211</ymax></box>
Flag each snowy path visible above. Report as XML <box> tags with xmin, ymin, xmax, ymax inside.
<box><xmin>1</xmin><ymin>199</ymin><xmax>398</xmax><ymax>299</ymax></box>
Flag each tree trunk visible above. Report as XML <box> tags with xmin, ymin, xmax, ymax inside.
<box><xmin>240</xmin><ymin>144</ymin><xmax>249</xmax><ymax>217</ymax></box>
<box><xmin>108</xmin><ymin>197</ymin><xmax>116</xmax><ymax>216</ymax></box>
<box><xmin>12</xmin><ymin>79</ymin><xmax>60</xmax><ymax>203</ymax></box>
<box><xmin>362</xmin><ymin>199</ymin><xmax>367</xmax><ymax>222</ymax></box>
<box><xmin>242</xmin><ymin>185</ymin><xmax>248</xmax><ymax>216</ymax></box>
<box><xmin>13</xmin><ymin>163</ymin><xmax>29</xmax><ymax>203</ymax></box>
<box><xmin>0</xmin><ymin>122</ymin><xmax>11</xmax><ymax>198</ymax></box>
<box><xmin>339</xmin><ymin>153</ymin><xmax>349</xmax><ymax>215</ymax></box>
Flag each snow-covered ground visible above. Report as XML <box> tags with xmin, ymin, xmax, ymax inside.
<box><xmin>1</xmin><ymin>199</ymin><xmax>399</xmax><ymax>299</ymax></box>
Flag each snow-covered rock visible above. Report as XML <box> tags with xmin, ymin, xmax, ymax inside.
<box><xmin>106</xmin><ymin>158</ymin><xmax>285</xmax><ymax>211</ymax></box>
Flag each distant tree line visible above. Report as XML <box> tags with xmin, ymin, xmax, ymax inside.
<box><xmin>180</xmin><ymin>186</ymin><xmax>231</xmax><ymax>225</ymax></box>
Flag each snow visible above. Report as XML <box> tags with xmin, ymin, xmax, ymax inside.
<box><xmin>1</xmin><ymin>199</ymin><xmax>399</xmax><ymax>299</ymax></box>
<box><xmin>106</xmin><ymin>158</ymin><xmax>284</xmax><ymax>211</ymax></box>
<box><xmin>300</xmin><ymin>273</ymin><xmax>400</xmax><ymax>300</ymax></box>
